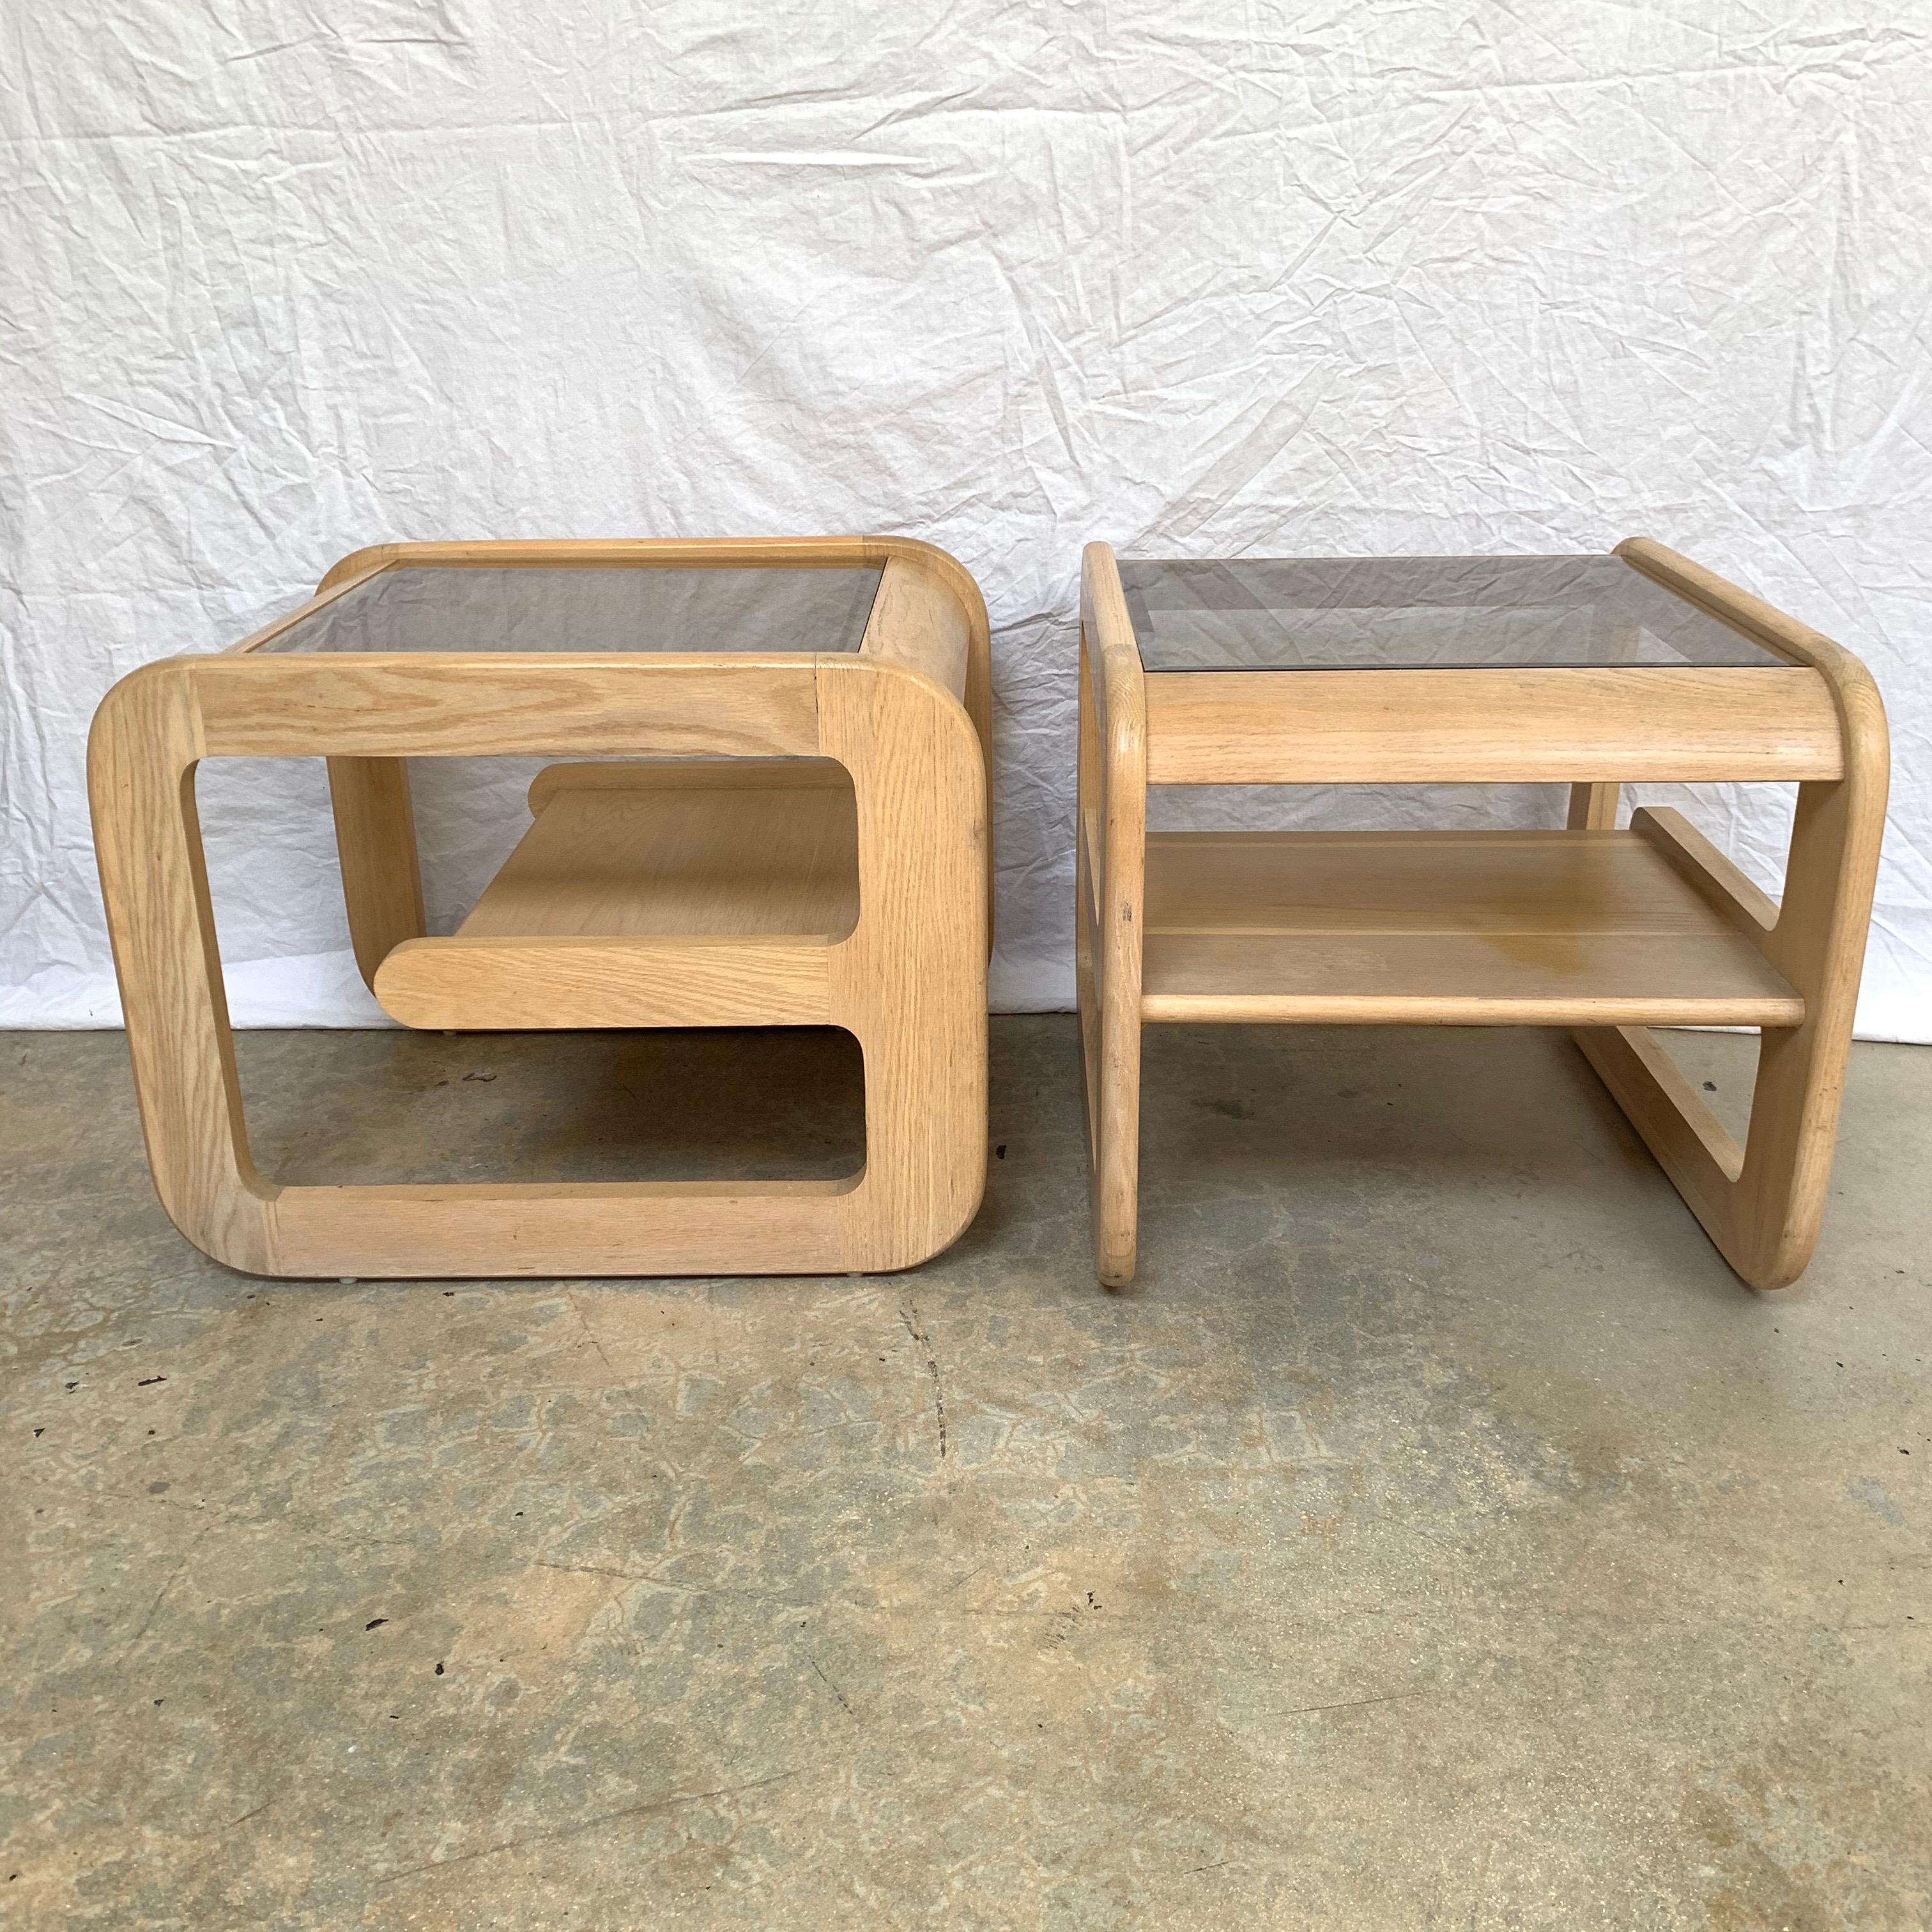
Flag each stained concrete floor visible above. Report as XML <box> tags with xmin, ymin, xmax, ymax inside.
<box><xmin>3</xmin><ymin>1018</ymin><xmax>1928</xmax><ymax>1929</ymax></box>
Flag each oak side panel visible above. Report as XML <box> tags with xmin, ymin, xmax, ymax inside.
<box><xmin>1576</xmin><ymin>537</ymin><xmax>1890</xmax><ymax>1289</ymax></box>
<box><xmin>868</xmin><ymin>537</ymin><xmax>994</xmax><ymax>777</ymax></box>
<box><xmin>88</xmin><ymin>663</ymin><xmax>277</xmax><ymax>1271</ymax></box>
<box><xmin>820</xmin><ymin>656</ymin><xmax>988</xmax><ymax>1271</ymax></box>
<box><xmin>98</xmin><ymin>553</ymin><xmax>1000</xmax><ymax>1278</ymax></box>
<box><xmin>861</xmin><ymin>543</ymin><xmax>996</xmax><ymax>954</ymax></box>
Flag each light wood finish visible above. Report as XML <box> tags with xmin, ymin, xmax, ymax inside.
<box><xmin>861</xmin><ymin>557</ymin><xmax>971</xmax><ymax>711</ymax></box>
<box><xmin>315</xmin><ymin>535</ymin><xmax>885</xmax><ymax>592</ymax></box>
<box><xmin>1573</xmin><ymin>1021</ymin><xmax>1747</xmax><ymax>1188</ymax></box>
<box><xmin>1142</xmin><ymin>666</ymin><xmax>1841</xmax><ymax>784</ymax></box>
<box><xmin>195</xmin><ymin>655</ymin><xmax>824</xmax><ymax>762</ymax></box>
<box><xmin>856</xmin><ymin>551</ymin><xmax>995</xmax><ymax>947</ymax></box>
<box><xmin>818</xmin><ymin>652</ymin><xmax>988</xmax><ymax>1270</ymax></box>
<box><xmin>1143</xmin><ymin>831</ymin><xmax>1767</xmax><ymax>939</ymax></box>
<box><xmin>89</xmin><ymin>538</ymin><xmax>990</xmax><ymax>1279</ymax></box>
<box><xmin>89</xmin><ymin>662</ymin><xmax>274</xmax><ymax>1274</ymax></box>
<box><xmin>526</xmin><ymin>756</ymin><xmax>847</xmax><ymax>806</ymax></box>
<box><xmin>328</xmin><ymin>757</ymin><xmax>425</xmax><ymax>991</ymax></box>
<box><xmin>1630</xmin><ymin>805</ymin><xmax>1779</xmax><ymax>935</ymax></box>
<box><xmin>1076</xmin><ymin>543</ymin><xmax>1148</xmax><ymax>1288</ymax></box>
<box><xmin>306</xmin><ymin>533</ymin><xmax>995</xmax><ymax>793</ymax></box>
<box><xmin>460</xmin><ymin>761</ymin><xmax>857</xmax><ymax>939</ymax></box>
<box><xmin>1137</xmin><ymin>831</ymin><xmax>1803</xmax><ymax>1027</ymax></box>
<box><xmin>1077</xmin><ymin>537</ymin><xmax>1888</xmax><ymax>1292</ymax></box>
<box><xmin>305</xmin><ymin>536</ymin><xmax>995</xmax><ymax>965</ymax></box>
<box><xmin>1567</xmin><ymin>782</ymin><xmax>1620</xmax><ymax>831</ymax></box>
<box><xmin>375</xmin><ymin>937</ymin><xmax>832</xmax><ymax>1031</ymax></box>
<box><xmin>371</xmin><ymin>758</ymin><xmax>856</xmax><ymax>1030</ymax></box>
<box><xmin>1574</xmin><ymin>537</ymin><xmax>1889</xmax><ymax>1291</ymax></box>
<box><xmin>267</xmin><ymin>1177</ymin><xmax>855</xmax><ymax>1282</ymax></box>
<box><xmin>1142</xmin><ymin>935</ymin><xmax>1798</xmax><ymax>1026</ymax></box>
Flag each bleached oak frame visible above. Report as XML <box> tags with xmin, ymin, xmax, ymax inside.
<box><xmin>91</xmin><ymin>537</ymin><xmax>992</xmax><ymax>1279</ymax></box>
<box><xmin>1077</xmin><ymin>536</ymin><xmax>1887</xmax><ymax>1292</ymax></box>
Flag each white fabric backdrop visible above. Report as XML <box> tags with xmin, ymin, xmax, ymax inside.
<box><xmin>4</xmin><ymin>1</ymin><xmax>1928</xmax><ymax>1039</ymax></box>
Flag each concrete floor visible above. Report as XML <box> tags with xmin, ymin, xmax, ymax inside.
<box><xmin>3</xmin><ymin>1018</ymin><xmax>1927</xmax><ymax>1929</ymax></box>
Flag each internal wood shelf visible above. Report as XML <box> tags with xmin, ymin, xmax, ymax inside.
<box><xmin>459</xmin><ymin>757</ymin><xmax>860</xmax><ymax>940</ymax></box>
<box><xmin>372</xmin><ymin>758</ymin><xmax>861</xmax><ymax>1031</ymax></box>
<box><xmin>1140</xmin><ymin>830</ymin><xmax>1802</xmax><ymax>1026</ymax></box>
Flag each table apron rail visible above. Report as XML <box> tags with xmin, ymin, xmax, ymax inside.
<box><xmin>1142</xmin><ymin>666</ymin><xmax>1843</xmax><ymax>784</ymax></box>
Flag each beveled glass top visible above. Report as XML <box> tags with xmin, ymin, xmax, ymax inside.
<box><xmin>1117</xmin><ymin>554</ymin><xmax>1785</xmax><ymax>671</ymax></box>
<box><xmin>260</xmin><ymin>565</ymin><xmax>883</xmax><ymax>654</ymax></box>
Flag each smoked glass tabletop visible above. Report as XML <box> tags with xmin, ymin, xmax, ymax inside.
<box><xmin>258</xmin><ymin>565</ymin><xmax>884</xmax><ymax>654</ymax></box>
<box><xmin>1117</xmin><ymin>555</ymin><xmax>1785</xmax><ymax>672</ymax></box>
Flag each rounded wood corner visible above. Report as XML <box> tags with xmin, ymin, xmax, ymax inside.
<box><xmin>317</xmin><ymin>544</ymin><xmax>402</xmax><ymax>594</ymax></box>
<box><xmin>90</xmin><ymin>652</ymin><xmax>192</xmax><ymax>727</ymax></box>
<box><xmin>156</xmin><ymin>1182</ymin><xmax>282</xmax><ymax>1279</ymax></box>
<box><xmin>87</xmin><ymin>659</ymin><xmax>200</xmax><ymax>812</ymax></box>
<box><xmin>852</xmin><ymin>1160</ymin><xmax>989</xmax><ymax>1274</ymax></box>
<box><xmin>1832</xmin><ymin>652</ymin><xmax>1891</xmax><ymax>812</ymax></box>
<box><xmin>369</xmin><ymin>935</ymin><xmax>436</xmax><ymax>1027</ymax></box>
<box><xmin>1616</xmin><ymin>536</ymin><xmax>1890</xmax><ymax>761</ymax></box>
<box><xmin>870</xmin><ymin>534</ymin><xmax>985</xmax><ymax>611</ymax></box>
<box><xmin>1742</xmin><ymin>1253</ymin><xmax>1814</xmax><ymax>1296</ymax></box>
<box><xmin>830</xmin><ymin>648</ymin><xmax>986</xmax><ymax>767</ymax></box>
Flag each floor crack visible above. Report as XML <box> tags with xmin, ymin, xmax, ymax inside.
<box><xmin>369</xmin><ymin>1770</ymin><xmax>799</xmax><ymax>1887</ymax></box>
<box><xmin>115</xmin><ymin>1523</ymin><xmax>211</xmax><ymax>1662</ymax></box>
<box><xmin>565</xmin><ymin>1291</ymin><xmax>620</xmax><ymax>1383</ymax></box>
<box><xmin>898</xmin><ymin>1303</ymin><xmax>947</xmax><ymax>1462</ymax></box>
<box><xmin>1271</xmin><ymin>1689</ymin><xmax>1422</xmax><ymax>1718</ymax></box>
<box><xmin>809</xmin><ymin>1653</ymin><xmax>857</xmax><ymax>1721</ymax></box>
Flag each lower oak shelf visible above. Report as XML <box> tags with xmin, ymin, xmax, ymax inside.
<box><xmin>372</xmin><ymin>757</ymin><xmax>859</xmax><ymax>1031</ymax></box>
<box><xmin>1138</xmin><ymin>829</ymin><xmax>1802</xmax><ymax>1027</ymax></box>
<box><xmin>459</xmin><ymin>757</ymin><xmax>859</xmax><ymax>940</ymax></box>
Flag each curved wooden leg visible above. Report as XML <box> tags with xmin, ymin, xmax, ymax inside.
<box><xmin>1575</xmin><ymin>774</ymin><xmax>1885</xmax><ymax>1289</ymax></box>
<box><xmin>88</xmin><ymin>664</ymin><xmax>277</xmax><ymax>1273</ymax></box>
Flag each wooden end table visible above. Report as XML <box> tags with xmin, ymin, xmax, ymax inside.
<box><xmin>1077</xmin><ymin>537</ymin><xmax>1887</xmax><ymax>1291</ymax></box>
<box><xmin>90</xmin><ymin>537</ymin><xmax>992</xmax><ymax>1280</ymax></box>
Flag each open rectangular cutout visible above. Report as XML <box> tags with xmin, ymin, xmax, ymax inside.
<box><xmin>231</xmin><ymin>1025</ymin><xmax>868</xmax><ymax>1189</ymax></box>
<box><xmin>193</xmin><ymin>757</ymin><xmax>870</xmax><ymax>1190</ymax></box>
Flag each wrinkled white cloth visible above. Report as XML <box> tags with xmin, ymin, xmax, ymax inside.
<box><xmin>3</xmin><ymin>2</ymin><xmax>1928</xmax><ymax>1038</ymax></box>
